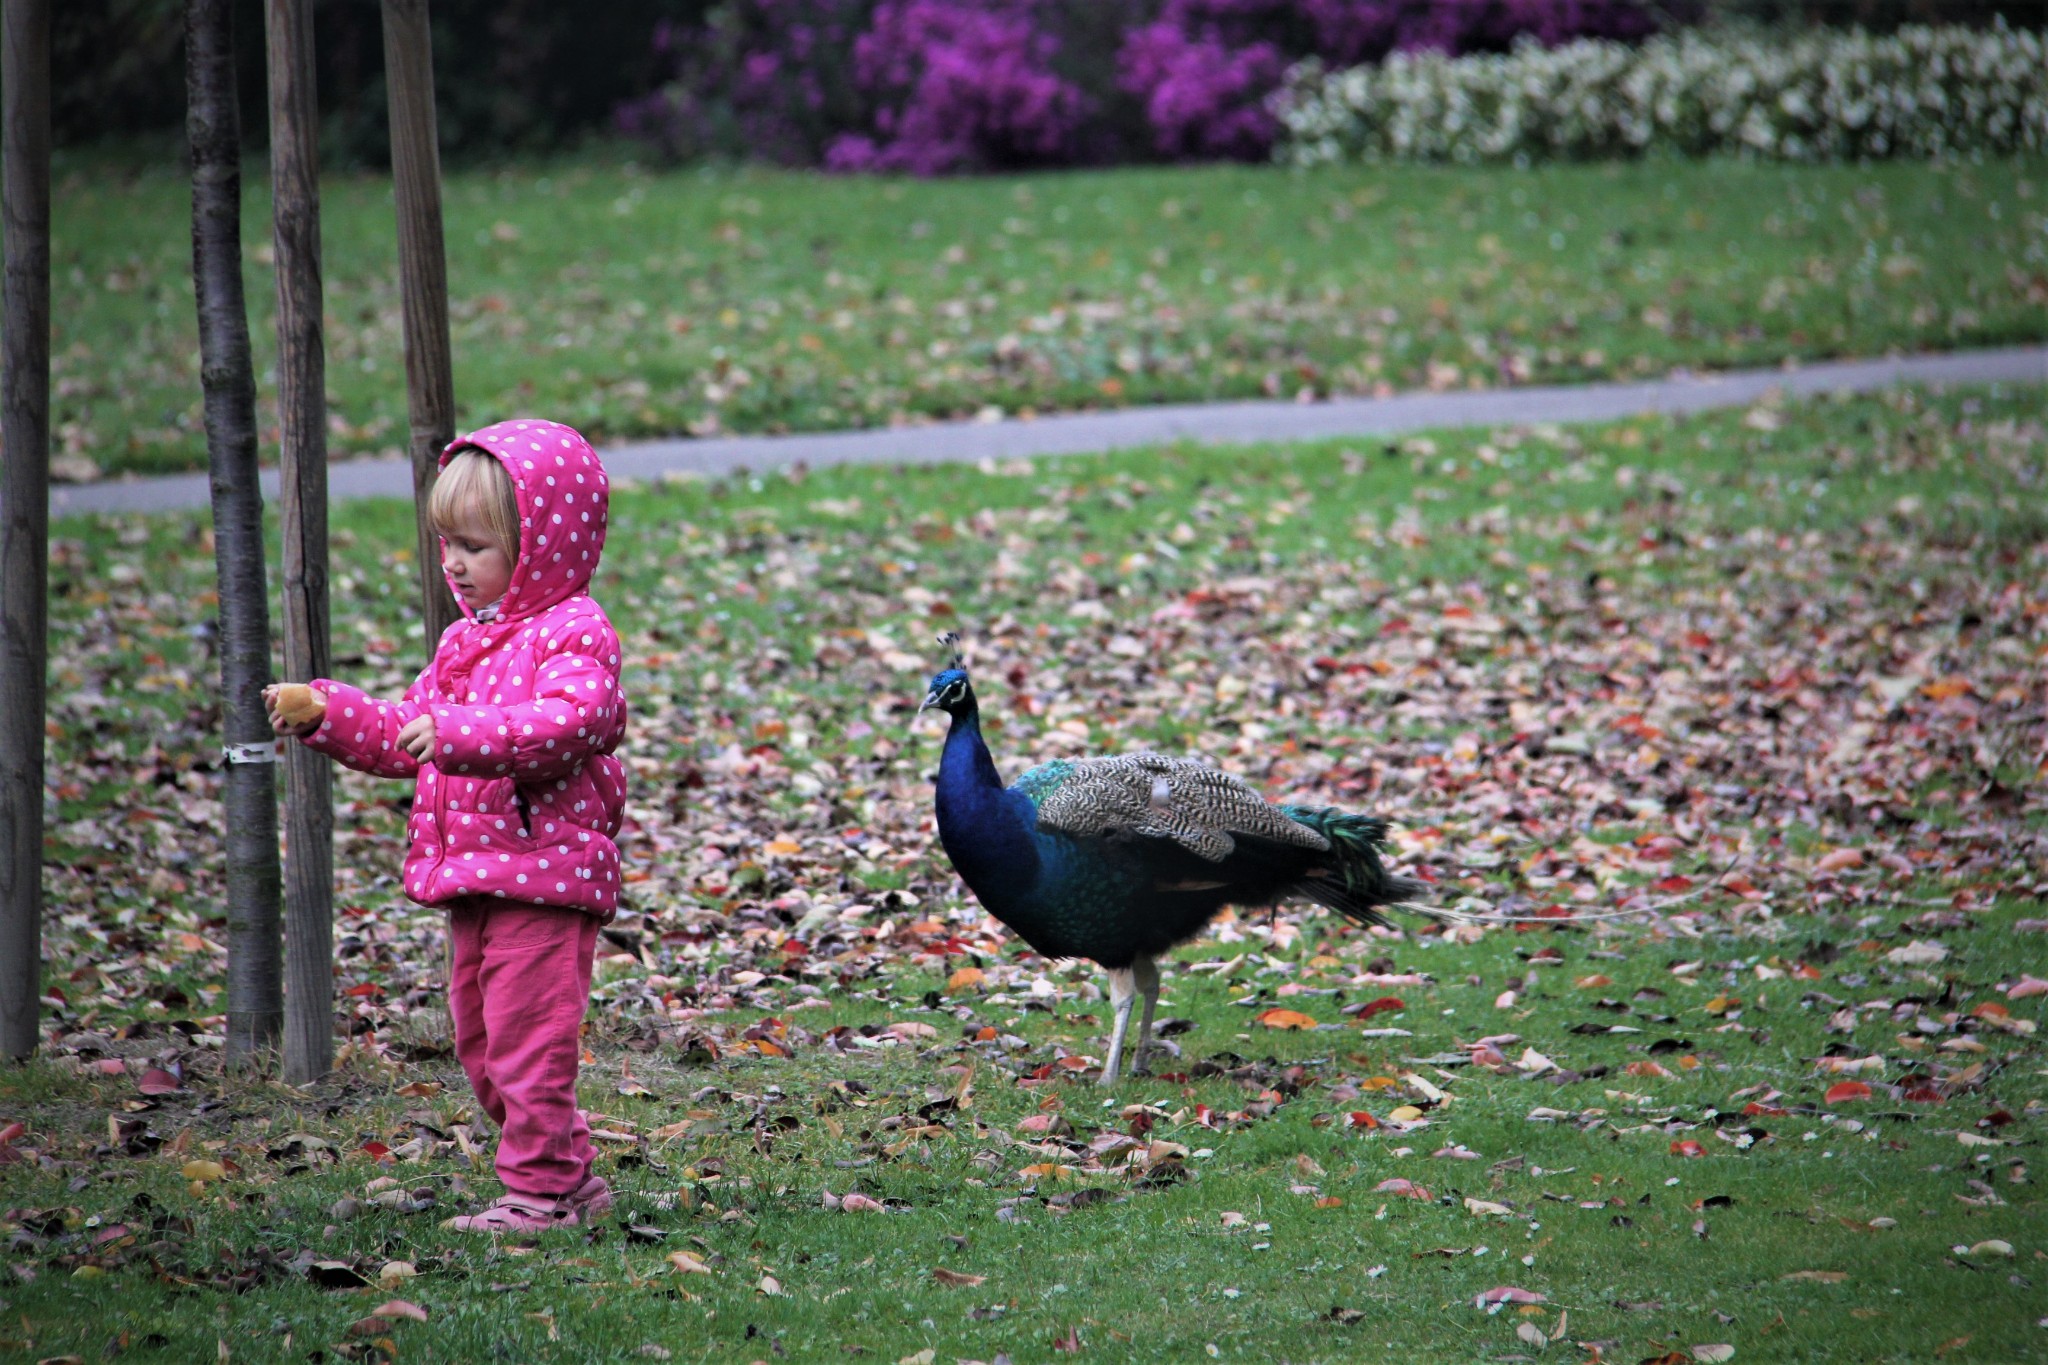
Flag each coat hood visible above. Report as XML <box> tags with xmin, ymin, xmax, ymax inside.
<box><xmin>439</xmin><ymin>418</ymin><xmax>610</xmax><ymax>623</ymax></box>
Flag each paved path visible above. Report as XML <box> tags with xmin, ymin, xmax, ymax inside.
<box><xmin>44</xmin><ymin>344</ymin><xmax>2048</xmax><ymax>519</ymax></box>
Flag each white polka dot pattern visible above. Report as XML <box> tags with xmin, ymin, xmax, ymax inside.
<box><xmin>297</xmin><ymin>417</ymin><xmax>628</xmax><ymax>921</ymax></box>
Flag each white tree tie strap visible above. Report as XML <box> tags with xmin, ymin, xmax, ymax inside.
<box><xmin>222</xmin><ymin>741</ymin><xmax>282</xmax><ymax>765</ymax></box>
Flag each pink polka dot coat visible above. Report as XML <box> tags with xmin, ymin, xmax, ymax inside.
<box><xmin>301</xmin><ymin>419</ymin><xmax>629</xmax><ymax>921</ymax></box>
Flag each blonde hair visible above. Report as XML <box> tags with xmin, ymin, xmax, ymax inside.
<box><xmin>430</xmin><ymin>449</ymin><xmax>520</xmax><ymax>560</ymax></box>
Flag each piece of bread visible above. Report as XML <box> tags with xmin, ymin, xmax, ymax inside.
<box><xmin>273</xmin><ymin>683</ymin><xmax>327</xmax><ymax>727</ymax></box>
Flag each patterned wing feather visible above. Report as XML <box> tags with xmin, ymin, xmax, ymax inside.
<box><xmin>1031</xmin><ymin>752</ymin><xmax>1330</xmax><ymax>862</ymax></box>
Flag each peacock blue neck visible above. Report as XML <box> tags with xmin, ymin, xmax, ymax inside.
<box><xmin>935</xmin><ymin>694</ymin><xmax>1041</xmax><ymax>911</ymax></box>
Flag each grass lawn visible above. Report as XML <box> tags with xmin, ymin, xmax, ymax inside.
<box><xmin>52</xmin><ymin>151</ymin><xmax>2048</xmax><ymax>477</ymax></box>
<box><xmin>4</xmin><ymin>381</ymin><xmax>2045</xmax><ymax>1361</ymax></box>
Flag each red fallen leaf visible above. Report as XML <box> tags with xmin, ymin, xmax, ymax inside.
<box><xmin>1344</xmin><ymin>1111</ymin><xmax>1380</xmax><ymax>1130</ymax></box>
<box><xmin>1375</xmin><ymin>1178</ymin><xmax>1430</xmax><ymax>1199</ymax></box>
<box><xmin>95</xmin><ymin>1058</ymin><xmax>127</xmax><ymax>1077</ymax></box>
<box><xmin>360</xmin><ymin>1141</ymin><xmax>393</xmax><ymax>1159</ymax></box>
<box><xmin>1051</xmin><ymin>1327</ymin><xmax>1083</xmax><ymax>1353</ymax></box>
<box><xmin>343</xmin><ymin>981</ymin><xmax>385</xmax><ymax>999</ymax></box>
<box><xmin>1670</xmin><ymin>1140</ymin><xmax>1707</xmax><ymax>1158</ymax></box>
<box><xmin>1969</xmin><ymin>1002</ymin><xmax>2009</xmax><ymax>1020</ymax></box>
<box><xmin>1814</xmin><ymin>847</ymin><xmax>1864</xmax><ymax>874</ymax></box>
<box><xmin>370</xmin><ymin>1299</ymin><xmax>428</xmax><ymax>1323</ymax></box>
<box><xmin>1474</xmin><ymin>1285</ymin><xmax>1546</xmax><ymax>1308</ymax></box>
<box><xmin>1743</xmin><ymin>1102</ymin><xmax>1789</xmax><ymax>1118</ymax></box>
<box><xmin>1902</xmin><ymin>1086</ymin><xmax>1944</xmax><ymax>1104</ymax></box>
<box><xmin>1350</xmin><ymin>996</ymin><xmax>1405</xmax><ymax>1021</ymax></box>
<box><xmin>1825</xmin><ymin>1082</ymin><xmax>1873</xmax><ymax>1105</ymax></box>
<box><xmin>0</xmin><ymin>1122</ymin><xmax>23</xmax><ymax>1144</ymax></box>
<box><xmin>136</xmin><ymin>1068</ymin><xmax>182</xmax><ymax>1096</ymax></box>
<box><xmin>346</xmin><ymin>1316</ymin><xmax>394</xmax><ymax>1337</ymax></box>
<box><xmin>1653</xmin><ymin>875</ymin><xmax>1694</xmax><ymax>893</ymax></box>
<box><xmin>1635</xmin><ymin>835</ymin><xmax>1684</xmax><ymax>862</ymax></box>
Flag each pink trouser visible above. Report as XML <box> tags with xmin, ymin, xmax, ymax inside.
<box><xmin>447</xmin><ymin>900</ymin><xmax>600</xmax><ymax>1198</ymax></box>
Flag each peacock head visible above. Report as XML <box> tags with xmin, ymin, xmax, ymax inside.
<box><xmin>918</xmin><ymin>667</ymin><xmax>975</xmax><ymax>718</ymax></box>
<box><xmin>919</xmin><ymin>631</ymin><xmax>975</xmax><ymax>719</ymax></box>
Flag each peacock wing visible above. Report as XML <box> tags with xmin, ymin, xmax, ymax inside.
<box><xmin>1030</xmin><ymin>752</ymin><xmax>1330</xmax><ymax>863</ymax></box>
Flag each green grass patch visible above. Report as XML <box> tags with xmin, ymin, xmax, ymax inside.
<box><xmin>52</xmin><ymin>152</ymin><xmax>2048</xmax><ymax>476</ymax></box>
<box><xmin>6</xmin><ymin>382</ymin><xmax>2045</xmax><ymax>1361</ymax></box>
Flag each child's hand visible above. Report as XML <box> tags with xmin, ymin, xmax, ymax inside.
<box><xmin>397</xmin><ymin>713</ymin><xmax>437</xmax><ymax>763</ymax></box>
<box><xmin>263</xmin><ymin>682</ymin><xmax>326</xmax><ymax>736</ymax></box>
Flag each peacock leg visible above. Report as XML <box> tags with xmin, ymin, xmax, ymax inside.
<box><xmin>1101</xmin><ymin>966</ymin><xmax>1137</xmax><ymax>1087</ymax></box>
<box><xmin>1130</xmin><ymin>955</ymin><xmax>1161</xmax><ymax>1076</ymax></box>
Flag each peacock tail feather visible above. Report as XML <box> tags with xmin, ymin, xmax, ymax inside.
<box><xmin>1277</xmin><ymin>804</ymin><xmax>1432</xmax><ymax>929</ymax></box>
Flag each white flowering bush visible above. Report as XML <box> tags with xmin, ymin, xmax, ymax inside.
<box><xmin>1275</xmin><ymin>22</ymin><xmax>2048</xmax><ymax>164</ymax></box>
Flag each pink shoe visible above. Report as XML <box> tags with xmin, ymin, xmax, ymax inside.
<box><xmin>448</xmin><ymin>1176</ymin><xmax>612</xmax><ymax>1232</ymax></box>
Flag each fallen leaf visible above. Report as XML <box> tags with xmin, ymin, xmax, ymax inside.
<box><xmin>1781</xmin><ymin>1270</ymin><xmax>1847</xmax><ymax>1283</ymax></box>
<box><xmin>1692</xmin><ymin>1346</ymin><xmax>1735</xmax><ymax>1363</ymax></box>
<box><xmin>1256</xmin><ymin>1007</ymin><xmax>1319</xmax><ymax>1030</ymax></box>
<box><xmin>369</xmin><ymin>1299</ymin><xmax>428</xmax><ymax>1323</ymax></box>
<box><xmin>1814</xmin><ymin>848</ymin><xmax>1864</xmax><ymax>873</ymax></box>
<box><xmin>667</xmin><ymin>1251</ymin><xmax>712</xmax><ymax>1275</ymax></box>
<box><xmin>136</xmin><ymin>1067</ymin><xmax>182</xmax><ymax>1095</ymax></box>
<box><xmin>1824</xmin><ymin>1082</ymin><xmax>1872</xmax><ymax>1105</ymax></box>
<box><xmin>931</xmin><ymin>1267</ymin><xmax>986</xmax><ymax>1287</ymax></box>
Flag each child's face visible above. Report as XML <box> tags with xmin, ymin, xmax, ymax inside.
<box><xmin>441</xmin><ymin>522</ymin><xmax>514</xmax><ymax>610</ymax></box>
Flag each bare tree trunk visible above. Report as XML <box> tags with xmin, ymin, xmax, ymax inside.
<box><xmin>381</xmin><ymin>0</ymin><xmax>459</xmax><ymax>645</ymax></box>
<box><xmin>189</xmin><ymin>0</ymin><xmax>283</xmax><ymax>1064</ymax></box>
<box><xmin>0</xmin><ymin>0</ymin><xmax>51</xmax><ymax>1062</ymax></box>
<box><xmin>265</xmin><ymin>0</ymin><xmax>334</xmax><ymax>1085</ymax></box>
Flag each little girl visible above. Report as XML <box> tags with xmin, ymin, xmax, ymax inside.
<box><xmin>265</xmin><ymin>418</ymin><xmax>628</xmax><ymax>1231</ymax></box>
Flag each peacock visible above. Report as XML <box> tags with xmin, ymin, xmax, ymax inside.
<box><xmin>918</xmin><ymin>636</ymin><xmax>1444</xmax><ymax>1085</ymax></box>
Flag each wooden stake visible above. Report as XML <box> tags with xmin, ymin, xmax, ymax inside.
<box><xmin>189</xmin><ymin>0</ymin><xmax>283</xmax><ymax>1060</ymax></box>
<box><xmin>265</xmin><ymin>0</ymin><xmax>335</xmax><ymax>1083</ymax></box>
<box><xmin>0</xmin><ymin>0</ymin><xmax>50</xmax><ymax>1061</ymax></box>
<box><xmin>382</xmin><ymin>0</ymin><xmax>459</xmax><ymax>643</ymax></box>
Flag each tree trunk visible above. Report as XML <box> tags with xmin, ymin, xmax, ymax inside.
<box><xmin>189</xmin><ymin>0</ymin><xmax>283</xmax><ymax>1063</ymax></box>
<box><xmin>381</xmin><ymin>0</ymin><xmax>459</xmax><ymax>645</ymax></box>
<box><xmin>0</xmin><ymin>0</ymin><xmax>51</xmax><ymax>1062</ymax></box>
<box><xmin>265</xmin><ymin>0</ymin><xmax>335</xmax><ymax>1085</ymax></box>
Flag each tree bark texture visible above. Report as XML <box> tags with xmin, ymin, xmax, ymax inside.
<box><xmin>265</xmin><ymin>0</ymin><xmax>335</xmax><ymax>1084</ymax></box>
<box><xmin>381</xmin><ymin>0</ymin><xmax>459</xmax><ymax>644</ymax></box>
<box><xmin>0</xmin><ymin>0</ymin><xmax>51</xmax><ymax>1061</ymax></box>
<box><xmin>189</xmin><ymin>0</ymin><xmax>283</xmax><ymax>1062</ymax></box>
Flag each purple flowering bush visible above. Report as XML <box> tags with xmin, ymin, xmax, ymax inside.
<box><xmin>619</xmin><ymin>0</ymin><xmax>1694</xmax><ymax>172</ymax></box>
<box><xmin>826</xmin><ymin>1</ymin><xmax>1090</xmax><ymax>174</ymax></box>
